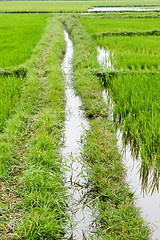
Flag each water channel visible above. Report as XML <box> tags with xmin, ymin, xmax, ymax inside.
<box><xmin>88</xmin><ymin>6</ymin><xmax>160</xmax><ymax>12</ymax></box>
<box><xmin>61</xmin><ymin>31</ymin><xmax>97</xmax><ymax>239</ymax></box>
<box><xmin>98</xmin><ymin>46</ymin><xmax>160</xmax><ymax>240</ymax></box>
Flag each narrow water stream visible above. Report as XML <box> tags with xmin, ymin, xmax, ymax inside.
<box><xmin>98</xmin><ymin>47</ymin><xmax>160</xmax><ymax>240</ymax></box>
<box><xmin>61</xmin><ymin>31</ymin><xmax>96</xmax><ymax>239</ymax></box>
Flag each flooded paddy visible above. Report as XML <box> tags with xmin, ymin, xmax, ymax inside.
<box><xmin>98</xmin><ymin>47</ymin><xmax>160</xmax><ymax>240</ymax></box>
<box><xmin>88</xmin><ymin>6</ymin><xmax>160</xmax><ymax>12</ymax></box>
<box><xmin>61</xmin><ymin>30</ymin><xmax>97</xmax><ymax>239</ymax></box>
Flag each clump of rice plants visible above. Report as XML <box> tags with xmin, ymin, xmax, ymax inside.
<box><xmin>105</xmin><ymin>72</ymin><xmax>160</xmax><ymax>192</ymax></box>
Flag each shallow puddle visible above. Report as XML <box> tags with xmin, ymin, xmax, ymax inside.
<box><xmin>88</xmin><ymin>6</ymin><xmax>160</xmax><ymax>12</ymax></box>
<box><xmin>61</xmin><ymin>31</ymin><xmax>97</xmax><ymax>239</ymax></box>
<box><xmin>98</xmin><ymin>47</ymin><xmax>160</xmax><ymax>240</ymax></box>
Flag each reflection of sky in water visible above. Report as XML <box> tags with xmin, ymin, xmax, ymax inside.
<box><xmin>61</xmin><ymin>31</ymin><xmax>98</xmax><ymax>240</ymax></box>
<box><xmin>97</xmin><ymin>46</ymin><xmax>114</xmax><ymax>71</ymax></box>
<box><xmin>98</xmin><ymin>47</ymin><xmax>160</xmax><ymax>240</ymax></box>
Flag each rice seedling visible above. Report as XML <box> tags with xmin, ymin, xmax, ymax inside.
<box><xmin>105</xmin><ymin>72</ymin><xmax>160</xmax><ymax>191</ymax></box>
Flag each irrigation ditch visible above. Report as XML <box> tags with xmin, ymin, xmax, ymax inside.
<box><xmin>61</xmin><ymin>30</ymin><xmax>97</xmax><ymax>239</ymax></box>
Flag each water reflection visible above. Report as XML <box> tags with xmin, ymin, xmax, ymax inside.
<box><xmin>88</xmin><ymin>7</ymin><xmax>160</xmax><ymax>12</ymax></box>
<box><xmin>62</xmin><ymin>30</ymin><xmax>98</xmax><ymax>239</ymax></box>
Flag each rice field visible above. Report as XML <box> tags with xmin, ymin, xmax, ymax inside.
<box><xmin>0</xmin><ymin>3</ymin><xmax>160</xmax><ymax>239</ymax></box>
<box><xmin>0</xmin><ymin>0</ymin><xmax>159</xmax><ymax>13</ymax></box>
<box><xmin>80</xmin><ymin>13</ymin><xmax>160</xmax><ymax>189</ymax></box>
<box><xmin>79</xmin><ymin>16</ymin><xmax>160</xmax><ymax>70</ymax></box>
<box><xmin>96</xmin><ymin>35</ymin><xmax>160</xmax><ymax>70</ymax></box>
<box><xmin>0</xmin><ymin>14</ymin><xmax>50</xmax><ymax>68</ymax></box>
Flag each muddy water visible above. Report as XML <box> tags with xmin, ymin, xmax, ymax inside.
<box><xmin>61</xmin><ymin>31</ymin><xmax>96</xmax><ymax>239</ymax></box>
<box><xmin>88</xmin><ymin>7</ymin><xmax>160</xmax><ymax>12</ymax></box>
<box><xmin>98</xmin><ymin>47</ymin><xmax>160</xmax><ymax>240</ymax></box>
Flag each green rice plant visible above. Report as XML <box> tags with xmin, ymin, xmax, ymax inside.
<box><xmin>0</xmin><ymin>75</ymin><xmax>24</xmax><ymax>131</ymax></box>
<box><xmin>0</xmin><ymin>14</ymin><xmax>50</xmax><ymax>68</ymax></box>
<box><xmin>105</xmin><ymin>72</ymin><xmax>160</xmax><ymax>192</ymax></box>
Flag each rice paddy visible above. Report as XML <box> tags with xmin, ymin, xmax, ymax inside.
<box><xmin>0</xmin><ymin>14</ymin><xmax>50</xmax><ymax>68</ymax></box>
<box><xmin>0</xmin><ymin>2</ymin><xmax>160</xmax><ymax>239</ymax></box>
<box><xmin>0</xmin><ymin>0</ymin><xmax>159</xmax><ymax>13</ymax></box>
<box><xmin>79</xmin><ymin>17</ymin><xmax>160</xmax><ymax>34</ymax></box>
<box><xmin>79</xmin><ymin>12</ymin><xmax>160</xmax><ymax>192</ymax></box>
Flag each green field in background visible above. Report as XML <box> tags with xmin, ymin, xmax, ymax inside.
<box><xmin>0</xmin><ymin>1</ymin><xmax>160</xmax><ymax>12</ymax></box>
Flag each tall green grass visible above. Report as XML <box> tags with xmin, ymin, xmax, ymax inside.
<box><xmin>0</xmin><ymin>75</ymin><xmax>24</xmax><ymax>131</ymax></box>
<box><xmin>0</xmin><ymin>14</ymin><xmax>50</xmax><ymax>68</ymax></box>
